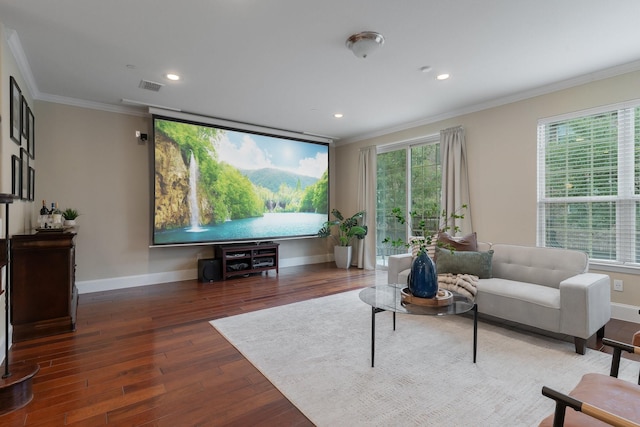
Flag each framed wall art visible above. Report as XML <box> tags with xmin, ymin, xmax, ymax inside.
<box><xmin>20</xmin><ymin>148</ymin><xmax>28</xmax><ymax>200</ymax></box>
<box><xmin>27</xmin><ymin>107</ymin><xmax>35</xmax><ymax>158</ymax></box>
<box><xmin>11</xmin><ymin>155</ymin><xmax>21</xmax><ymax>197</ymax></box>
<box><xmin>10</xmin><ymin>76</ymin><xmax>22</xmax><ymax>145</ymax></box>
<box><xmin>28</xmin><ymin>167</ymin><xmax>35</xmax><ymax>201</ymax></box>
<box><xmin>22</xmin><ymin>96</ymin><xmax>28</xmax><ymax>140</ymax></box>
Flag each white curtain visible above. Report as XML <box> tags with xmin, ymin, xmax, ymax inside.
<box><xmin>356</xmin><ymin>146</ymin><xmax>377</xmax><ymax>269</ymax></box>
<box><xmin>440</xmin><ymin>126</ymin><xmax>472</xmax><ymax>234</ymax></box>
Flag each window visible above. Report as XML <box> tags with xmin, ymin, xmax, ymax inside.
<box><xmin>376</xmin><ymin>136</ymin><xmax>441</xmax><ymax>267</ymax></box>
<box><xmin>537</xmin><ymin>101</ymin><xmax>640</xmax><ymax>265</ymax></box>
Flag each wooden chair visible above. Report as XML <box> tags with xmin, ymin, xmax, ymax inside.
<box><xmin>539</xmin><ymin>332</ymin><xmax>640</xmax><ymax>427</ymax></box>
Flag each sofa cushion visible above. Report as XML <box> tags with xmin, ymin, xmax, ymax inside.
<box><xmin>491</xmin><ymin>244</ymin><xmax>588</xmax><ymax>288</ymax></box>
<box><xmin>477</xmin><ymin>278</ymin><xmax>561</xmax><ymax>309</ymax></box>
<box><xmin>476</xmin><ymin>278</ymin><xmax>561</xmax><ymax>333</ymax></box>
<box><xmin>435</xmin><ymin>247</ymin><xmax>494</xmax><ymax>279</ymax></box>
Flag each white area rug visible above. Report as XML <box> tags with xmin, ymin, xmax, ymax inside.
<box><xmin>210</xmin><ymin>290</ymin><xmax>636</xmax><ymax>426</ymax></box>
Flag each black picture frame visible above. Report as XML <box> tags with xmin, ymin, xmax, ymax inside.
<box><xmin>28</xmin><ymin>167</ymin><xmax>35</xmax><ymax>201</ymax></box>
<box><xmin>20</xmin><ymin>148</ymin><xmax>28</xmax><ymax>200</ymax></box>
<box><xmin>21</xmin><ymin>96</ymin><xmax>28</xmax><ymax>139</ymax></box>
<box><xmin>27</xmin><ymin>107</ymin><xmax>35</xmax><ymax>159</ymax></box>
<box><xmin>10</xmin><ymin>76</ymin><xmax>21</xmax><ymax>145</ymax></box>
<box><xmin>11</xmin><ymin>155</ymin><xmax>21</xmax><ymax>197</ymax></box>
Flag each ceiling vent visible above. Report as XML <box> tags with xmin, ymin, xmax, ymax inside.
<box><xmin>139</xmin><ymin>79</ymin><xmax>164</xmax><ymax>92</ymax></box>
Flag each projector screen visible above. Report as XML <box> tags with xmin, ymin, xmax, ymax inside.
<box><xmin>152</xmin><ymin>115</ymin><xmax>330</xmax><ymax>246</ymax></box>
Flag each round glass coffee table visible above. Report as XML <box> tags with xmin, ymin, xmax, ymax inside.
<box><xmin>359</xmin><ymin>283</ymin><xmax>477</xmax><ymax>367</ymax></box>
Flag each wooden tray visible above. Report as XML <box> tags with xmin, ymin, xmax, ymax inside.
<box><xmin>401</xmin><ymin>288</ymin><xmax>453</xmax><ymax>307</ymax></box>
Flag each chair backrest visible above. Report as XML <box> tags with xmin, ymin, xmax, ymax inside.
<box><xmin>540</xmin><ymin>336</ymin><xmax>640</xmax><ymax>426</ymax></box>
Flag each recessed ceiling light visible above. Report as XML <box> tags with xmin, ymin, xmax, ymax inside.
<box><xmin>436</xmin><ymin>73</ymin><xmax>450</xmax><ymax>81</ymax></box>
<box><xmin>334</xmin><ymin>113</ymin><xmax>344</xmax><ymax>118</ymax></box>
<box><xmin>419</xmin><ymin>66</ymin><xmax>432</xmax><ymax>73</ymax></box>
<box><xmin>166</xmin><ymin>73</ymin><xmax>180</xmax><ymax>81</ymax></box>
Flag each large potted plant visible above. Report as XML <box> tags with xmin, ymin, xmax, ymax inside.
<box><xmin>318</xmin><ymin>209</ymin><xmax>368</xmax><ymax>269</ymax></box>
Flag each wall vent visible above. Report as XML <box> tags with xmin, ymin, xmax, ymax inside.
<box><xmin>139</xmin><ymin>79</ymin><xmax>164</xmax><ymax>92</ymax></box>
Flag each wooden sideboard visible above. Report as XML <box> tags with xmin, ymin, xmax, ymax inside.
<box><xmin>215</xmin><ymin>243</ymin><xmax>279</xmax><ymax>280</ymax></box>
<box><xmin>10</xmin><ymin>232</ymin><xmax>77</xmax><ymax>342</ymax></box>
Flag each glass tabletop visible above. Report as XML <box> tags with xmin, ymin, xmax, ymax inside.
<box><xmin>359</xmin><ymin>283</ymin><xmax>476</xmax><ymax>316</ymax></box>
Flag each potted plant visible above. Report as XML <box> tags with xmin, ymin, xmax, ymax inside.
<box><xmin>61</xmin><ymin>208</ymin><xmax>80</xmax><ymax>227</ymax></box>
<box><xmin>383</xmin><ymin>205</ymin><xmax>466</xmax><ymax>298</ymax></box>
<box><xmin>318</xmin><ymin>209</ymin><xmax>368</xmax><ymax>269</ymax></box>
<box><xmin>383</xmin><ymin>205</ymin><xmax>466</xmax><ymax>255</ymax></box>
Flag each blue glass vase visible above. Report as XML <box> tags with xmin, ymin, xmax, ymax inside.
<box><xmin>408</xmin><ymin>252</ymin><xmax>438</xmax><ymax>298</ymax></box>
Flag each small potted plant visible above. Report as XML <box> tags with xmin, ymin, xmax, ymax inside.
<box><xmin>61</xmin><ymin>208</ymin><xmax>80</xmax><ymax>227</ymax></box>
<box><xmin>318</xmin><ymin>209</ymin><xmax>368</xmax><ymax>269</ymax></box>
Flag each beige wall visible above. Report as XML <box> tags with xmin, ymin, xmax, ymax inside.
<box><xmin>34</xmin><ymin>102</ymin><xmax>331</xmax><ymax>287</ymax></box>
<box><xmin>335</xmin><ymin>71</ymin><xmax>640</xmax><ymax>309</ymax></box>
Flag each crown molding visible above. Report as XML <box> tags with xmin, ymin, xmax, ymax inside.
<box><xmin>340</xmin><ymin>59</ymin><xmax>640</xmax><ymax>146</ymax></box>
<box><xmin>5</xmin><ymin>28</ymin><xmax>39</xmax><ymax>100</ymax></box>
<box><xmin>38</xmin><ymin>93</ymin><xmax>147</xmax><ymax>117</ymax></box>
<box><xmin>6</xmin><ymin>26</ymin><xmax>147</xmax><ymax>117</ymax></box>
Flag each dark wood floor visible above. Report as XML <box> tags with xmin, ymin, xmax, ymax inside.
<box><xmin>0</xmin><ymin>263</ymin><xmax>638</xmax><ymax>426</ymax></box>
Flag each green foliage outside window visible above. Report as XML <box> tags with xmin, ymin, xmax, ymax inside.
<box><xmin>376</xmin><ymin>142</ymin><xmax>441</xmax><ymax>260</ymax></box>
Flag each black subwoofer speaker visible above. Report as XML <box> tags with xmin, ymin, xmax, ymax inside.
<box><xmin>198</xmin><ymin>258</ymin><xmax>222</xmax><ymax>282</ymax></box>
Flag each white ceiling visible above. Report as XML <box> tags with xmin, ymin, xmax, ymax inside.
<box><xmin>2</xmin><ymin>0</ymin><xmax>640</xmax><ymax>143</ymax></box>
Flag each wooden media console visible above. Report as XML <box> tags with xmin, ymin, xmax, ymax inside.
<box><xmin>215</xmin><ymin>243</ymin><xmax>279</xmax><ymax>280</ymax></box>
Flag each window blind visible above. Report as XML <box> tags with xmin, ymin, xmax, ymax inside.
<box><xmin>537</xmin><ymin>102</ymin><xmax>640</xmax><ymax>265</ymax></box>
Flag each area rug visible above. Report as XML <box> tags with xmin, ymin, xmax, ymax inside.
<box><xmin>210</xmin><ymin>290</ymin><xmax>635</xmax><ymax>426</ymax></box>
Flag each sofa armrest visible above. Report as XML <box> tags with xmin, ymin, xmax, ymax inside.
<box><xmin>388</xmin><ymin>253</ymin><xmax>413</xmax><ymax>284</ymax></box>
<box><xmin>559</xmin><ymin>273</ymin><xmax>611</xmax><ymax>339</ymax></box>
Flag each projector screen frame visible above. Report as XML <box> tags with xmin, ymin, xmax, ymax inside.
<box><xmin>150</xmin><ymin>109</ymin><xmax>331</xmax><ymax>248</ymax></box>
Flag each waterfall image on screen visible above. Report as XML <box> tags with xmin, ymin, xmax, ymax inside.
<box><xmin>153</xmin><ymin>117</ymin><xmax>329</xmax><ymax>245</ymax></box>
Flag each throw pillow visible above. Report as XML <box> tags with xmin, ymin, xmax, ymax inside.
<box><xmin>437</xmin><ymin>231</ymin><xmax>478</xmax><ymax>252</ymax></box>
<box><xmin>435</xmin><ymin>246</ymin><xmax>493</xmax><ymax>279</ymax></box>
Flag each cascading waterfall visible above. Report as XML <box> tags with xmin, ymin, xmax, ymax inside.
<box><xmin>187</xmin><ymin>151</ymin><xmax>203</xmax><ymax>232</ymax></box>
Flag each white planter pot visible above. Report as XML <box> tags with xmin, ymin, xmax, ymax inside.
<box><xmin>334</xmin><ymin>246</ymin><xmax>353</xmax><ymax>269</ymax></box>
<box><xmin>64</xmin><ymin>219</ymin><xmax>77</xmax><ymax>227</ymax></box>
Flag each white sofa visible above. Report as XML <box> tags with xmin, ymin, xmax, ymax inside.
<box><xmin>388</xmin><ymin>243</ymin><xmax>611</xmax><ymax>354</ymax></box>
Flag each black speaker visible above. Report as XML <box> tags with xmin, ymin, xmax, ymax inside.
<box><xmin>198</xmin><ymin>258</ymin><xmax>222</xmax><ymax>282</ymax></box>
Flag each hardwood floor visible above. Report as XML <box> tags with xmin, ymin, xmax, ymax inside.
<box><xmin>0</xmin><ymin>263</ymin><xmax>637</xmax><ymax>426</ymax></box>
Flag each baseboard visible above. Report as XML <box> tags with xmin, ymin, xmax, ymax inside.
<box><xmin>77</xmin><ymin>269</ymin><xmax>196</xmax><ymax>294</ymax></box>
<box><xmin>279</xmin><ymin>254</ymin><xmax>333</xmax><ymax>268</ymax></box>
<box><xmin>77</xmin><ymin>255</ymin><xmax>333</xmax><ymax>294</ymax></box>
<box><xmin>611</xmin><ymin>302</ymin><xmax>640</xmax><ymax>324</ymax></box>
